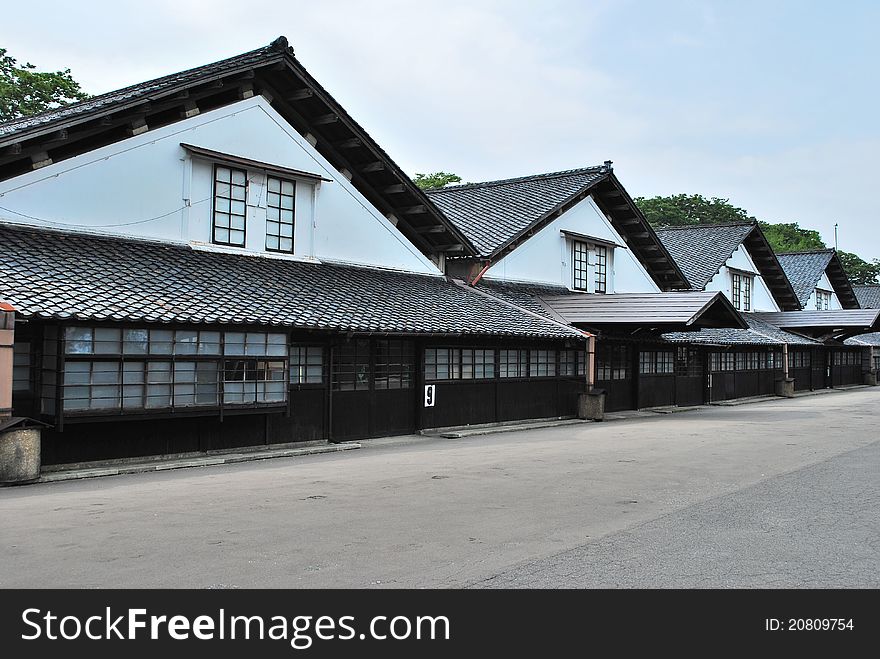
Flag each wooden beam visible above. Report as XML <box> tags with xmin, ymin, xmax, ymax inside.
<box><xmin>31</xmin><ymin>151</ymin><xmax>52</xmax><ymax>169</ymax></box>
<box><xmin>415</xmin><ymin>226</ymin><xmax>447</xmax><ymax>234</ymax></box>
<box><xmin>287</xmin><ymin>88</ymin><xmax>313</xmax><ymax>101</ymax></box>
<box><xmin>382</xmin><ymin>183</ymin><xmax>407</xmax><ymax>194</ymax></box>
<box><xmin>312</xmin><ymin>113</ymin><xmax>339</xmax><ymax>126</ymax></box>
<box><xmin>180</xmin><ymin>101</ymin><xmax>200</xmax><ymax>119</ymax></box>
<box><xmin>2</xmin><ymin>143</ymin><xmax>21</xmax><ymax>156</ymax></box>
<box><xmin>398</xmin><ymin>204</ymin><xmax>427</xmax><ymax>214</ymax></box>
<box><xmin>334</xmin><ymin>137</ymin><xmax>362</xmax><ymax>149</ymax></box>
<box><xmin>127</xmin><ymin>118</ymin><xmax>148</xmax><ymax>137</ymax></box>
<box><xmin>360</xmin><ymin>161</ymin><xmax>385</xmax><ymax>173</ymax></box>
<box><xmin>239</xmin><ymin>82</ymin><xmax>254</xmax><ymax>99</ymax></box>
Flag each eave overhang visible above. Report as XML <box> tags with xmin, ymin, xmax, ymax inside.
<box><xmin>0</xmin><ymin>37</ymin><xmax>476</xmax><ymax>260</ymax></box>
<box><xmin>754</xmin><ymin>309</ymin><xmax>880</xmax><ymax>342</ymax></box>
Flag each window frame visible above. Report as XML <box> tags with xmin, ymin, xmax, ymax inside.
<box><xmin>594</xmin><ymin>244</ymin><xmax>608</xmax><ymax>294</ymax></box>
<box><xmin>212</xmin><ymin>164</ymin><xmax>248</xmax><ymax>248</ymax></box>
<box><xmin>265</xmin><ymin>175</ymin><xmax>296</xmax><ymax>254</ymax></box>
<box><xmin>572</xmin><ymin>240</ymin><xmax>590</xmax><ymax>291</ymax></box>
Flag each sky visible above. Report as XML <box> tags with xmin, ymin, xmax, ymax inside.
<box><xmin>5</xmin><ymin>0</ymin><xmax>880</xmax><ymax>259</ymax></box>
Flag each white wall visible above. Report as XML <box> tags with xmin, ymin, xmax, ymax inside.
<box><xmin>705</xmin><ymin>245</ymin><xmax>780</xmax><ymax>312</ymax></box>
<box><xmin>483</xmin><ymin>196</ymin><xmax>660</xmax><ymax>293</ymax></box>
<box><xmin>804</xmin><ymin>272</ymin><xmax>843</xmax><ymax>310</ymax></box>
<box><xmin>0</xmin><ymin>96</ymin><xmax>440</xmax><ymax>275</ymax></box>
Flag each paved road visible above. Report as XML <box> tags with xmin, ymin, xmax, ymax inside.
<box><xmin>1</xmin><ymin>388</ymin><xmax>878</xmax><ymax>588</ymax></box>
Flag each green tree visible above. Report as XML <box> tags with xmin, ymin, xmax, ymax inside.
<box><xmin>757</xmin><ymin>222</ymin><xmax>826</xmax><ymax>253</ymax></box>
<box><xmin>0</xmin><ymin>48</ymin><xmax>89</xmax><ymax>122</ymax></box>
<box><xmin>634</xmin><ymin>193</ymin><xmax>755</xmax><ymax>227</ymax></box>
<box><xmin>413</xmin><ymin>172</ymin><xmax>462</xmax><ymax>190</ymax></box>
<box><xmin>838</xmin><ymin>251</ymin><xmax>880</xmax><ymax>285</ymax></box>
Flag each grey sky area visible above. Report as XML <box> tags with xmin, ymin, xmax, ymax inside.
<box><xmin>6</xmin><ymin>1</ymin><xmax>878</xmax><ymax>258</ymax></box>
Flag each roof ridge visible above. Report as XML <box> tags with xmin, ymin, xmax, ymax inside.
<box><xmin>776</xmin><ymin>248</ymin><xmax>835</xmax><ymax>256</ymax></box>
<box><xmin>0</xmin><ymin>40</ymin><xmax>283</xmax><ymax>132</ymax></box>
<box><xmin>424</xmin><ymin>166</ymin><xmax>607</xmax><ymax>194</ymax></box>
<box><xmin>654</xmin><ymin>221</ymin><xmax>756</xmax><ymax>231</ymax></box>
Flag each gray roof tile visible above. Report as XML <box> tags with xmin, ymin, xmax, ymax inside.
<box><xmin>654</xmin><ymin>223</ymin><xmax>755</xmax><ymax>290</ymax></box>
<box><xmin>425</xmin><ymin>168</ymin><xmax>607</xmax><ymax>256</ymax></box>
<box><xmin>661</xmin><ymin>315</ymin><xmax>819</xmax><ymax>346</ymax></box>
<box><xmin>0</xmin><ymin>223</ymin><xmax>579</xmax><ymax>339</ymax></box>
<box><xmin>775</xmin><ymin>250</ymin><xmax>836</xmax><ymax>308</ymax></box>
<box><xmin>853</xmin><ymin>285</ymin><xmax>880</xmax><ymax>309</ymax></box>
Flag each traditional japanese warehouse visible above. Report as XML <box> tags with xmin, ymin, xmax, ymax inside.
<box><xmin>0</xmin><ymin>37</ymin><xmax>877</xmax><ymax>470</ymax></box>
<box><xmin>0</xmin><ymin>38</ymin><xmax>586</xmax><ymax>464</ymax></box>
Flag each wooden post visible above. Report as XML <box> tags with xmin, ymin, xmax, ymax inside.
<box><xmin>585</xmin><ymin>334</ymin><xmax>596</xmax><ymax>390</ymax></box>
<box><xmin>0</xmin><ymin>303</ymin><xmax>15</xmax><ymax>419</ymax></box>
<box><xmin>782</xmin><ymin>343</ymin><xmax>789</xmax><ymax>379</ymax></box>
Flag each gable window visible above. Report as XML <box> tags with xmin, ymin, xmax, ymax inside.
<box><xmin>572</xmin><ymin>241</ymin><xmax>590</xmax><ymax>291</ymax></box>
<box><xmin>213</xmin><ymin>165</ymin><xmax>247</xmax><ymax>247</ymax></box>
<box><xmin>266</xmin><ymin>177</ymin><xmax>295</xmax><ymax>253</ymax></box>
<box><xmin>731</xmin><ymin>272</ymin><xmax>753</xmax><ymax>311</ymax></box>
<box><xmin>594</xmin><ymin>245</ymin><xmax>608</xmax><ymax>294</ymax></box>
<box><xmin>816</xmin><ymin>289</ymin><xmax>832</xmax><ymax>310</ymax></box>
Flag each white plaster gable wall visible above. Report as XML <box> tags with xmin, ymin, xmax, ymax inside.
<box><xmin>805</xmin><ymin>272</ymin><xmax>843</xmax><ymax>310</ymax></box>
<box><xmin>704</xmin><ymin>245</ymin><xmax>780</xmax><ymax>312</ymax></box>
<box><xmin>483</xmin><ymin>195</ymin><xmax>660</xmax><ymax>293</ymax></box>
<box><xmin>0</xmin><ymin>96</ymin><xmax>440</xmax><ymax>275</ymax></box>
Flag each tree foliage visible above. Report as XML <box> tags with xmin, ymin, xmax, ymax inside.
<box><xmin>838</xmin><ymin>251</ymin><xmax>880</xmax><ymax>285</ymax></box>
<box><xmin>757</xmin><ymin>222</ymin><xmax>826</xmax><ymax>253</ymax></box>
<box><xmin>0</xmin><ymin>48</ymin><xmax>89</xmax><ymax>122</ymax></box>
<box><xmin>634</xmin><ymin>193</ymin><xmax>879</xmax><ymax>285</ymax></box>
<box><xmin>634</xmin><ymin>193</ymin><xmax>755</xmax><ymax>227</ymax></box>
<box><xmin>412</xmin><ymin>172</ymin><xmax>462</xmax><ymax>190</ymax></box>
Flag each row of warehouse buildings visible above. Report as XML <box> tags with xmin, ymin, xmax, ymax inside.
<box><xmin>1</xmin><ymin>37</ymin><xmax>878</xmax><ymax>466</ymax></box>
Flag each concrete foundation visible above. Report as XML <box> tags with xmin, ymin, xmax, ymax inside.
<box><xmin>864</xmin><ymin>370</ymin><xmax>877</xmax><ymax>386</ymax></box>
<box><xmin>0</xmin><ymin>428</ymin><xmax>41</xmax><ymax>485</ymax></box>
<box><xmin>775</xmin><ymin>378</ymin><xmax>795</xmax><ymax>398</ymax></box>
<box><xmin>578</xmin><ymin>390</ymin><xmax>607</xmax><ymax>421</ymax></box>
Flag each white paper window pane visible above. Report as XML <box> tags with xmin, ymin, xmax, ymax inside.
<box><xmin>174</xmin><ymin>330</ymin><xmax>198</xmax><ymax>354</ymax></box>
<box><xmin>147</xmin><ymin>362</ymin><xmax>172</xmax><ymax>383</ymax></box>
<box><xmin>267</xmin><ymin>235</ymin><xmax>279</xmax><ymax>250</ymax></box>
<box><xmin>246</xmin><ymin>333</ymin><xmax>266</xmax><ymax>356</ymax></box>
<box><xmin>280</xmin><ymin>194</ymin><xmax>294</xmax><ymax>210</ymax></box>
<box><xmin>149</xmin><ymin>330</ymin><xmax>173</xmax><ymax>354</ymax></box>
<box><xmin>215</xmin><ymin>182</ymin><xmax>230</xmax><ymax>198</ymax></box>
<box><xmin>91</xmin><ymin>385</ymin><xmax>120</xmax><ymax>408</ymax></box>
<box><xmin>214</xmin><ymin>227</ymin><xmax>230</xmax><ymax>244</ymax></box>
<box><xmin>174</xmin><ymin>362</ymin><xmax>197</xmax><ymax>383</ymax></box>
<box><xmin>216</xmin><ymin>167</ymin><xmax>231</xmax><ymax>182</ymax></box>
<box><xmin>229</xmin><ymin>230</ymin><xmax>245</xmax><ymax>246</ymax></box>
<box><xmin>64</xmin><ymin>362</ymin><xmax>91</xmax><ymax>385</ymax></box>
<box><xmin>268</xmin><ymin>178</ymin><xmax>280</xmax><ymax>193</ymax></box>
<box><xmin>267</xmin><ymin>192</ymin><xmax>281</xmax><ymax>208</ymax></box>
<box><xmin>231</xmin><ymin>169</ymin><xmax>246</xmax><ymax>185</ymax></box>
<box><xmin>65</xmin><ymin>327</ymin><xmax>93</xmax><ymax>354</ymax></box>
<box><xmin>199</xmin><ymin>332</ymin><xmax>221</xmax><ymax>355</ymax></box>
<box><xmin>231</xmin><ymin>200</ymin><xmax>246</xmax><ymax>216</ymax></box>
<box><xmin>225</xmin><ymin>332</ymin><xmax>246</xmax><ymax>355</ymax></box>
<box><xmin>94</xmin><ymin>328</ymin><xmax>121</xmax><ymax>354</ymax></box>
<box><xmin>231</xmin><ymin>185</ymin><xmax>246</xmax><ymax>201</ymax></box>
<box><xmin>215</xmin><ymin>197</ymin><xmax>231</xmax><ymax>213</ymax></box>
<box><xmin>63</xmin><ymin>393</ymin><xmax>90</xmax><ymax>410</ymax></box>
<box><xmin>279</xmin><ymin>238</ymin><xmax>293</xmax><ymax>252</ymax></box>
<box><xmin>123</xmin><ymin>329</ymin><xmax>148</xmax><ymax>354</ymax></box>
<box><xmin>281</xmin><ymin>180</ymin><xmax>294</xmax><ymax>196</ymax></box>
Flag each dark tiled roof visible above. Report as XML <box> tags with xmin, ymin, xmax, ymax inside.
<box><xmin>0</xmin><ymin>43</ymin><xmax>281</xmax><ymax>140</ymax></box>
<box><xmin>754</xmin><ymin>309</ymin><xmax>880</xmax><ymax>330</ymax></box>
<box><xmin>775</xmin><ymin>250</ymin><xmax>835</xmax><ymax>308</ymax></box>
<box><xmin>0</xmin><ymin>224</ymin><xmax>579</xmax><ymax>339</ymax></box>
<box><xmin>425</xmin><ymin>167</ymin><xmax>607</xmax><ymax>256</ymax></box>
<box><xmin>662</xmin><ymin>315</ymin><xmax>819</xmax><ymax>346</ymax></box>
<box><xmin>540</xmin><ymin>291</ymin><xmax>746</xmax><ymax>328</ymax></box>
<box><xmin>0</xmin><ymin>38</ymin><xmax>476</xmax><ymax>258</ymax></box>
<box><xmin>853</xmin><ymin>285</ymin><xmax>880</xmax><ymax>309</ymax></box>
<box><xmin>845</xmin><ymin>331</ymin><xmax>880</xmax><ymax>347</ymax></box>
<box><xmin>475</xmin><ymin>280</ymin><xmax>573</xmax><ymax>319</ymax></box>
<box><xmin>654</xmin><ymin>223</ymin><xmax>755</xmax><ymax>290</ymax></box>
